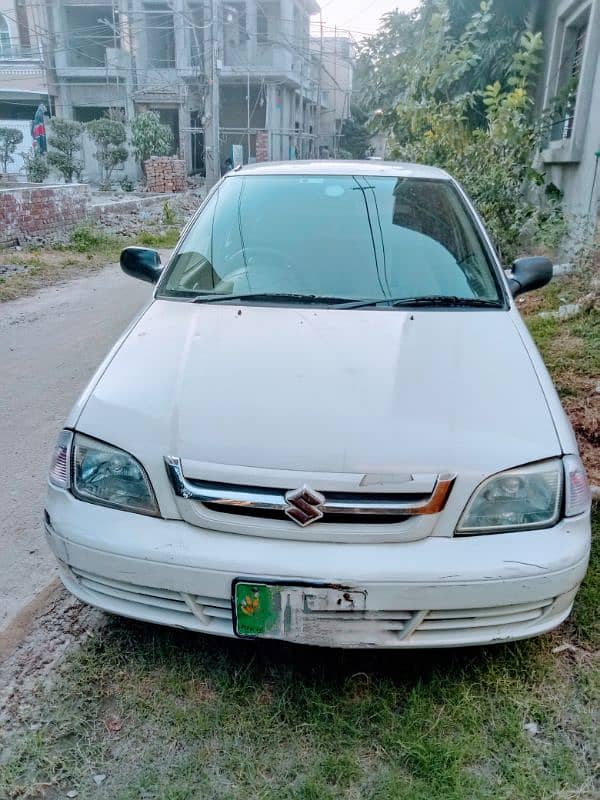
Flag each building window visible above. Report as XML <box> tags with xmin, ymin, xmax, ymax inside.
<box><xmin>16</xmin><ymin>1</ymin><xmax>30</xmax><ymax>48</ymax></box>
<box><xmin>551</xmin><ymin>12</ymin><xmax>589</xmax><ymax>141</ymax></box>
<box><xmin>0</xmin><ymin>14</ymin><xmax>11</xmax><ymax>57</ymax></box>
<box><xmin>73</xmin><ymin>106</ymin><xmax>121</xmax><ymax>123</ymax></box>
<box><xmin>257</xmin><ymin>7</ymin><xmax>268</xmax><ymax>45</ymax></box>
<box><xmin>224</xmin><ymin>2</ymin><xmax>248</xmax><ymax>65</ymax></box>
<box><xmin>144</xmin><ymin>3</ymin><xmax>175</xmax><ymax>68</ymax></box>
<box><xmin>65</xmin><ymin>6</ymin><xmax>118</xmax><ymax>68</ymax></box>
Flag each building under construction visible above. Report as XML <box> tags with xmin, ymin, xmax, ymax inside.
<box><xmin>0</xmin><ymin>0</ymin><xmax>354</xmax><ymax>184</ymax></box>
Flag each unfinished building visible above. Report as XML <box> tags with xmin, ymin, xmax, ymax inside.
<box><xmin>45</xmin><ymin>0</ymin><xmax>328</xmax><ymax>180</ymax></box>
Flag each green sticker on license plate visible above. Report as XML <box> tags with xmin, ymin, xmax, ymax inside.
<box><xmin>234</xmin><ymin>582</ymin><xmax>281</xmax><ymax>637</ymax></box>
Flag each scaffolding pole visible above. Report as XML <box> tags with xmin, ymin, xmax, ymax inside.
<box><xmin>314</xmin><ymin>10</ymin><xmax>323</xmax><ymax>158</ymax></box>
<box><xmin>206</xmin><ymin>0</ymin><xmax>221</xmax><ymax>186</ymax></box>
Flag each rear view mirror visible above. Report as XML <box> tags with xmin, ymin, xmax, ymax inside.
<box><xmin>120</xmin><ymin>247</ymin><xmax>163</xmax><ymax>285</ymax></box>
<box><xmin>508</xmin><ymin>257</ymin><xmax>553</xmax><ymax>297</ymax></box>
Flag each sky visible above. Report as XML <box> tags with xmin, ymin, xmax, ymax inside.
<box><xmin>319</xmin><ymin>0</ymin><xmax>420</xmax><ymax>37</ymax></box>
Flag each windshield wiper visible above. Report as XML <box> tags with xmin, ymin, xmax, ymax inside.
<box><xmin>339</xmin><ymin>295</ymin><xmax>504</xmax><ymax>310</ymax></box>
<box><xmin>193</xmin><ymin>293</ymin><xmax>357</xmax><ymax>305</ymax></box>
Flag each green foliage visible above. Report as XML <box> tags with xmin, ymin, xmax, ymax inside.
<box><xmin>137</xmin><ymin>227</ymin><xmax>181</xmax><ymax>248</ymax></box>
<box><xmin>86</xmin><ymin>117</ymin><xmax>129</xmax><ymax>189</ymax></box>
<box><xmin>131</xmin><ymin>111</ymin><xmax>173</xmax><ymax>173</ymax></box>
<box><xmin>23</xmin><ymin>150</ymin><xmax>50</xmax><ymax>183</ymax></box>
<box><xmin>162</xmin><ymin>200</ymin><xmax>175</xmax><ymax>225</ymax></box>
<box><xmin>364</xmin><ymin>0</ymin><xmax>562</xmax><ymax>260</ymax></box>
<box><xmin>47</xmin><ymin>119</ymin><xmax>84</xmax><ymax>183</ymax></box>
<box><xmin>0</xmin><ymin>127</ymin><xmax>24</xmax><ymax>173</ymax></box>
<box><xmin>68</xmin><ymin>226</ymin><xmax>108</xmax><ymax>253</ymax></box>
<box><xmin>357</xmin><ymin>0</ymin><xmax>533</xmax><ymax>115</ymax></box>
<box><xmin>120</xmin><ymin>175</ymin><xmax>135</xmax><ymax>192</ymax></box>
<box><xmin>340</xmin><ymin>106</ymin><xmax>373</xmax><ymax>159</ymax></box>
<box><xmin>573</xmin><ymin>501</ymin><xmax>600</xmax><ymax>646</ymax></box>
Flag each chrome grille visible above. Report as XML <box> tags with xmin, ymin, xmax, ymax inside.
<box><xmin>165</xmin><ymin>456</ymin><xmax>455</xmax><ymax>525</ymax></box>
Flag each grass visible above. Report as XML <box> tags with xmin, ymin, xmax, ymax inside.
<box><xmin>1</xmin><ymin>577</ymin><xmax>598</xmax><ymax>800</ymax></box>
<box><xmin>1</xmin><ymin>258</ymin><xmax>598</xmax><ymax>800</ymax></box>
<box><xmin>137</xmin><ymin>228</ymin><xmax>182</xmax><ymax>249</ymax></box>
<box><xmin>0</xmin><ymin>224</ymin><xmax>182</xmax><ymax>302</ymax></box>
<box><xmin>572</xmin><ymin>511</ymin><xmax>600</xmax><ymax>646</ymax></box>
<box><xmin>527</xmin><ymin>310</ymin><xmax>600</xmax><ymax>397</ymax></box>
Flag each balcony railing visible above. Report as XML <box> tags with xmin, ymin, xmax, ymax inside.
<box><xmin>0</xmin><ymin>44</ymin><xmax>43</xmax><ymax>62</ymax></box>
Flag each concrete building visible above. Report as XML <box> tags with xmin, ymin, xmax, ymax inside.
<box><xmin>313</xmin><ymin>35</ymin><xmax>353</xmax><ymax>158</ymax></box>
<box><xmin>0</xmin><ymin>2</ymin><xmax>51</xmax><ymax>175</ymax></box>
<box><xmin>218</xmin><ymin>0</ymin><xmax>321</xmax><ymax>168</ymax></box>
<box><xmin>534</xmin><ymin>0</ymin><xmax>600</xmax><ymax>231</ymax></box>
<box><xmin>43</xmin><ymin>0</ymin><xmax>328</xmax><ymax>183</ymax></box>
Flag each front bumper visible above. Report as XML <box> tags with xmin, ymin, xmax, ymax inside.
<box><xmin>45</xmin><ymin>486</ymin><xmax>591</xmax><ymax>648</ymax></box>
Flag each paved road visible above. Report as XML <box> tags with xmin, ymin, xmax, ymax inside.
<box><xmin>0</xmin><ymin>264</ymin><xmax>155</xmax><ymax>630</ymax></box>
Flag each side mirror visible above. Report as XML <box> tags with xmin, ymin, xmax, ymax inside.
<box><xmin>508</xmin><ymin>256</ymin><xmax>553</xmax><ymax>297</ymax></box>
<box><xmin>120</xmin><ymin>247</ymin><xmax>162</xmax><ymax>285</ymax></box>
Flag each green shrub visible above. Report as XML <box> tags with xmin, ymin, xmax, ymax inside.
<box><xmin>131</xmin><ymin>111</ymin><xmax>173</xmax><ymax>176</ymax></box>
<box><xmin>162</xmin><ymin>200</ymin><xmax>175</xmax><ymax>225</ymax></box>
<box><xmin>0</xmin><ymin>127</ymin><xmax>24</xmax><ymax>173</ymax></box>
<box><xmin>363</xmin><ymin>1</ymin><xmax>565</xmax><ymax>260</ymax></box>
<box><xmin>23</xmin><ymin>151</ymin><xmax>50</xmax><ymax>183</ymax></box>
<box><xmin>69</xmin><ymin>226</ymin><xmax>107</xmax><ymax>252</ymax></box>
<box><xmin>137</xmin><ymin>228</ymin><xmax>181</xmax><ymax>248</ymax></box>
<box><xmin>120</xmin><ymin>175</ymin><xmax>135</xmax><ymax>192</ymax></box>
<box><xmin>87</xmin><ymin>118</ymin><xmax>129</xmax><ymax>190</ymax></box>
<box><xmin>47</xmin><ymin>119</ymin><xmax>84</xmax><ymax>183</ymax></box>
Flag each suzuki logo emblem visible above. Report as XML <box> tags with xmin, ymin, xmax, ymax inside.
<box><xmin>284</xmin><ymin>485</ymin><xmax>326</xmax><ymax>527</ymax></box>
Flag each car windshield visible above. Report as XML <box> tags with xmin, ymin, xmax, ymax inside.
<box><xmin>158</xmin><ymin>174</ymin><xmax>504</xmax><ymax>307</ymax></box>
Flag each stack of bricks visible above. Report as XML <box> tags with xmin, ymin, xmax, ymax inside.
<box><xmin>256</xmin><ymin>131</ymin><xmax>269</xmax><ymax>162</ymax></box>
<box><xmin>144</xmin><ymin>156</ymin><xmax>187</xmax><ymax>193</ymax></box>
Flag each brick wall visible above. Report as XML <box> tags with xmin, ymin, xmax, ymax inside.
<box><xmin>256</xmin><ymin>131</ymin><xmax>270</xmax><ymax>162</ymax></box>
<box><xmin>0</xmin><ymin>184</ymin><xmax>91</xmax><ymax>245</ymax></box>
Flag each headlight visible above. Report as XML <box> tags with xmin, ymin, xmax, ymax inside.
<box><xmin>457</xmin><ymin>459</ymin><xmax>563</xmax><ymax>534</ymax></box>
<box><xmin>48</xmin><ymin>430</ymin><xmax>160</xmax><ymax>517</ymax></box>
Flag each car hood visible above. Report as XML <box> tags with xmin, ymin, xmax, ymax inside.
<box><xmin>77</xmin><ymin>300</ymin><xmax>560</xmax><ymax>484</ymax></box>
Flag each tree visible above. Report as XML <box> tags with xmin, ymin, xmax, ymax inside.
<box><xmin>340</xmin><ymin>106</ymin><xmax>373</xmax><ymax>159</ymax></box>
<box><xmin>361</xmin><ymin>0</ymin><xmax>562</xmax><ymax>260</ymax></box>
<box><xmin>47</xmin><ymin>119</ymin><xmax>84</xmax><ymax>183</ymax></box>
<box><xmin>130</xmin><ymin>111</ymin><xmax>173</xmax><ymax>176</ymax></box>
<box><xmin>87</xmin><ymin>117</ymin><xmax>129</xmax><ymax>190</ymax></box>
<box><xmin>357</xmin><ymin>0</ymin><xmax>537</xmax><ymax>118</ymax></box>
<box><xmin>23</xmin><ymin>151</ymin><xmax>50</xmax><ymax>183</ymax></box>
<box><xmin>0</xmin><ymin>127</ymin><xmax>24</xmax><ymax>174</ymax></box>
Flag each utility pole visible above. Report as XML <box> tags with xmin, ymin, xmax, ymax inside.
<box><xmin>206</xmin><ymin>0</ymin><xmax>221</xmax><ymax>186</ymax></box>
<box><xmin>247</xmin><ymin>71</ymin><xmax>251</xmax><ymax>162</ymax></box>
<box><xmin>314</xmin><ymin>11</ymin><xmax>323</xmax><ymax>159</ymax></box>
<box><xmin>333</xmin><ymin>25</ymin><xmax>337</xmax><ymax>158</ymax></box>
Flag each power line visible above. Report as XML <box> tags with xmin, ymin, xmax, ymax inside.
<box><xmin>1</xmin><ymin>1</ymin><xmax>355</xmax><ymax>171</ymax></box>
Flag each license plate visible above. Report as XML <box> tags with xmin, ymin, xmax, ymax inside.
<box><xmin>233</xmin><ymin>580</ymin><xmax>367</xmax><ymax>645</ymax></box>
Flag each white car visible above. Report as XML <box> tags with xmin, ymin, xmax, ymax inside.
<box><xmin>46</xmin><ymin>161</ymin><xmax>592</xmax><ymax>649</ymax></box>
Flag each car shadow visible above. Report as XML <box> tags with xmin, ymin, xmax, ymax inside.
<box><xmin>99</xmin><ymin>613</ymin><xmax>543</xmax><ymax>692</ymax></box>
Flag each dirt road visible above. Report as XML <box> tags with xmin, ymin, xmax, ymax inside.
<box><xmin>0</xmin><ymin>264</ymin><xmax>154</xmax><ymax>631</ymax></box>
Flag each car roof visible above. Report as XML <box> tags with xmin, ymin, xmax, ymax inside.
<box><xmin>230</xmin><ymin>160</ymin><xmax>452</xmax><ymax>180</ymax></box>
